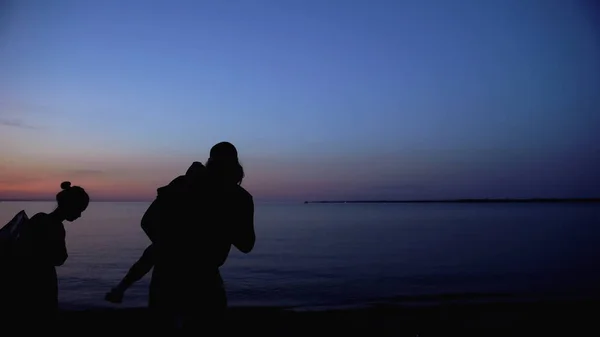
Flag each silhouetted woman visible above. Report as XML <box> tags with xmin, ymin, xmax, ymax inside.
<box><xmin>151</xmin><ymin>142</ymin><xmax>255</xmax><ymax>331</ymax></box>
<box><xmin>9</xmin><ymin>181</ymin><xmax>89</xmax><ymax>326</ymax></box>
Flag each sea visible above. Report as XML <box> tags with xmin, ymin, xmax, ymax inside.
<box><xmin>1</xmin><ymin>201</ymin><xmax>599</xmax><ymax>311</ymax></box>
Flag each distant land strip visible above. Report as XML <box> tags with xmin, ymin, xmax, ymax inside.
<box><xmin>304</xmin><ymin>198</ymin><xmax>600</xmax><ymax>204</ymax></box>
<box><xmin>2</xmin><ymin>198</ymin><xmax>599</xmax><ymax>204</ymax></box>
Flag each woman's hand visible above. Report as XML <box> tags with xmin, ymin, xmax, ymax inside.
<box><xmin>105</xmin><ymin>288</ymin><xmax>124</xmax><ymax>304</ymax></box>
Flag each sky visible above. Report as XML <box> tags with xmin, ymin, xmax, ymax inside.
<box><xmin>1</xmin><ymin>0</ymin><xmax>599</xmax><ymax>201</ymax></box>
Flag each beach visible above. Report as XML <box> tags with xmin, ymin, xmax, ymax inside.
<box><xmin>57</xmin><ymin>299</ymin><xmax>598</xmax><ymax>336</ymax></box>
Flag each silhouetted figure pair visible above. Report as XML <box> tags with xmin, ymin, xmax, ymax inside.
<box><xmin>3</xmin><ymin>182</ymin><xmax>89</xmax><ymax>329</ymax></box>
<box><xmin>107</xmin><ymin>141</ymin><xmax>256</xmax><ymax>331</ymax></box>
<box><xmin>105</xmin><ymin>161</ymin><xmax>206</xmax><ymax>303</ymax></box>
<box><xmin>0</xmin><ymin>141</ymin><xmax>253</xmax><ymax>331</ymax></box>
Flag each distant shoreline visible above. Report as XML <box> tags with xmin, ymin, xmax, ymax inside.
<box><xmin>304</xmin><ymin>198</ymin><xmax>600</xmax><ymax>204</ymax></box>
<box><xmin>2</xmin><ymin>198</ymin><xmax>599</xmax><ymax>204</ymax></box>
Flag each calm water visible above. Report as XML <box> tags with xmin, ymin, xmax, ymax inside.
<box><xmin>1</xmin><ymin>201</ymin><xmax>599</xmax><ymax>310</ymax></box>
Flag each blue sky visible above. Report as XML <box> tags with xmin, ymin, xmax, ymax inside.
<box><xmin>1</xmin><ymin>0</ymin><xmax>599</xmax><ymax>200</ymax></box>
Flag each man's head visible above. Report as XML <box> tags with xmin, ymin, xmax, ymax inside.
<box><xmin>206</xmin><ymin>142</ymin><xmax>244</xmax><ymax>185</ymax></box>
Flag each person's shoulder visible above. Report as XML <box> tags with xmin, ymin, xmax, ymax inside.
<box><xmin>157</xmin><ymin>175</ymin><xmax>187</xmax><ymax>196</ymax></box>
<box><xmin>29</xmin><ymin>212</ymin><xmax>49</xmax><ymax>223</ymax></box>
<box><xmin>25</xmin><ymin>213</ymin><xmax>52</xmax><ymax>233</ymax></box>
<box><xmin>166</xmin><ymin>175</ymin><xmax>187</xmax><ymax>189</ymax></box>
<box><xmin>235</xmin><ymin>186</ymin><xmax>253</xmax><ymax>203</ymax></box>
<box><xmin>170</xmin><ymin>175</ymin><xmax>187</xmax><ymax>185</ymax></box>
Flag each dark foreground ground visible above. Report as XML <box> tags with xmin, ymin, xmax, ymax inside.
<box><xmin>56</xmin><ymin>299</ymin><xmax>599</xmax><ymax>336</ymax></box>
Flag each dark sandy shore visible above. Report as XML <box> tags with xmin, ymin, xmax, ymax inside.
<box><xmin>56</xmin><ymin>299</ymin><xmax>599</xmax><ymax>336</ymax></box>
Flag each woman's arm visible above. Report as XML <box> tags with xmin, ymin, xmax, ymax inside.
<box><xmin>106</xmin><ymin>244</ymin><xmax>155</xmax><ymax>303</ymax></box>
<box><xmin>231</xmin><ymin>193</ymin><xmax>255</xmax><ymax>254</ymax></box>
<box><xmin>50</xmin><ymin>229</ymin><xmax>68</xmax><ymax>266</ymax></box>
<box><xmin>116</xmin><ymin>244</ymin><xmax>155</xmax><ymax>291</ymax></box>
<box><xmin>42</xmin><ymin>221</ymin><xmax>68</xmax><ymax>267</ymax></box>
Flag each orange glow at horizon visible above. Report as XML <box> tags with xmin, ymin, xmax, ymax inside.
<box><xmin>0</xmin><ymin>158</ymin><xmax>321</xmax><ymax>201</ymax></box>
<box><xmin>0</xmin><ymin>176</ymin><xmax>158</xmax><ymax>200</ymax></box>
<box><xmin>0</xmin><ymin>159</ymin><xmax>180</xmax><ymax>200</ymax></box>
<box><xmin>1</xmin><ymin>151</ymin><xmax>415</xmax><ymax>201</ymax></box>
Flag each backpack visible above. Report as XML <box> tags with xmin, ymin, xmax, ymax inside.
<box><xmin>0</xmin><ymin>210</ymin><xmax>29</xmax><ymax>264</ymax></box>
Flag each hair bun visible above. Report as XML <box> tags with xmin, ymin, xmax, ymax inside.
<box><xmin>60</xmin><ymin>181</ymin><xmax>72</xmax><ymax>190</ymax></box>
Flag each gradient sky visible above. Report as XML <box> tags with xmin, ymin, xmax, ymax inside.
<box><xmin>1</xmin><ymin>0</ymin><xmax>599</xmax><ymax>201</ymax></box>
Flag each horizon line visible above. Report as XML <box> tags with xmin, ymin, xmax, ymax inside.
<box><xmin>2</xmin><ymin>197</ymin><xmax>599</xmax><ymax>203</ymax></box>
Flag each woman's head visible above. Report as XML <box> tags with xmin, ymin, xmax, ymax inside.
<box><xmin>56</xmin><ymin>181</ymin><xmax>89</xmax><ymax>221</ymax></box>
<box><xmin>206</xmin><ymin>142</ymin><xmax>244</xmax><ymax>185</ymax></box>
